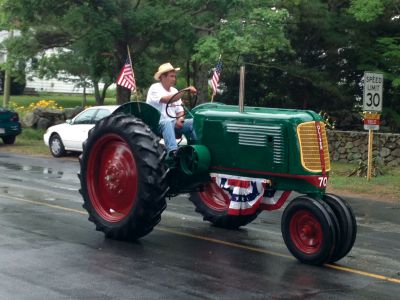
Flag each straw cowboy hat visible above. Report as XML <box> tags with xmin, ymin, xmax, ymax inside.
<box><xmin>154</xmin><ymin>63</ymin><xmax>180</xmax><ymax>80</ymax></box>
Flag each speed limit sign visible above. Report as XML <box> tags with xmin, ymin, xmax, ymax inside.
<box><xmin>363</xmin><ymin>72</ymin><xmax>383</xmax><ymax>112</ymax></box>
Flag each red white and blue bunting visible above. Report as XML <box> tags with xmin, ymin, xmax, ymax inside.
<box><xmin>211</xmin><ymin>173</ymin><xmax>291</xmax><ymax>215</ymax></box>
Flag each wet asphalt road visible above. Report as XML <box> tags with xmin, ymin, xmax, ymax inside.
<box><xmin>0</xmin><ymin>151</ymin><xmax>399</xmax><ymax>299</ymax></box>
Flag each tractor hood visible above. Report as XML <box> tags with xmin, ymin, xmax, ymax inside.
<box><xmin>191</xmin><ymin>103</ymin><xmax>322</xmax><ymax>141</ymax></box>
<box><xmin>191</xmin><ymin>103</ymin><xmax>329</xmax><ymax>193</ymax></box>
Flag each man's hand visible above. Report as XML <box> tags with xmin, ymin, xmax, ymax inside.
<box><xmin>162</xmin><ymin>86</ymin><xmax>197</xmax><ymax>104</ymax></box>
<box><xmin>175</xmin><ymin>116</ymin><xmax>185</xmax><ymax>129</ymax></box>
<box><xmin>185</xmin><ymin>86</ymin><xmax>197</xmax><ymax>94</ymax></box>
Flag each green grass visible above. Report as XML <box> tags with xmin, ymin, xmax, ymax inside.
<box><xmin>0</xmin><ymin>128</ymin><xmax>49</xmax><ymax>156</ymax></box>
<box><xmin>328</xmin><ymin>162</ymin><xmax>400</xmax><ymax>202</ymax></box>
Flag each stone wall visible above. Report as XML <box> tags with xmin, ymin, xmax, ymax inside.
<box><xmin>327</xmin><ymin>130</ymin><xmax>400</xmax><ymax>167</ymax></box>
<box><xmin>21</xmin><ymin>107</ymin><xmax>84</xmax><ymax>129</ymax></box>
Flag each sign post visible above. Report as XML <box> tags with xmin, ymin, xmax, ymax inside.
<box><xmin>363</xmin><ymin>72</ymin><xmax>383</xmax><ymax>181</ymax></box>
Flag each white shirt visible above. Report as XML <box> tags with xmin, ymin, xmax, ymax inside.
<box><xmin>146</xmin><ymin>82</ymin><xmax>184</xmax><ymax>120</ymax></box>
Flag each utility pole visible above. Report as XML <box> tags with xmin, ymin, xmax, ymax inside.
<box><xmin>2</xmin><ymin>30</ymin><xmax>13</xmax><ymax>108</ymax></box>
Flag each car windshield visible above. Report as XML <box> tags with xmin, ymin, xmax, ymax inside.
<box><xmin>73</xmin><ymin>109</ymin><xmax>98</xmax><ymax>124</ymax></box>
<box><xmin>93</xmin><ymin>109</ymin><xmax>111</xmax><ymax>122</ymax></box>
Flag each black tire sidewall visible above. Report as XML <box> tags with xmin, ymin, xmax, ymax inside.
<box><xmin>281</xmin><ymin>196</ymin><xmax>336</xmax><ymax>265</ymax></box>
<box><xmin>324</xmin><ymin>194</ymin><xmax>357</xmax><ymax>262</ymax></box>
<box><xmin>80</xmin><ymin>114</ymin><xmax>168</xmax><ymax>240</ymax></box>
<box><xmin>83</xmin><ymin>119</ymin><xmax>145</xmax><ymax>228</ymax></box>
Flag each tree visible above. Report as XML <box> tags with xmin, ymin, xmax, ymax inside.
<box><xmin>347</xmin><ymin>0</ymin><xmax>400</xmax><ymax>131</ymax></box>
<box><xmin>0</xmin><ymin>0</ymin><xmax>182</xmax><ymax>103</ymax></box>
<box><xmin>211</xmin><ymin>0</ymin><xmax>399</xmax><ymax>131</ymax></box>
<box><xmin>190</xmin><ymin>2</ymin><xmax>293</xmax><ymax>103</ymax></box>
<box><xmin>0</xmin><ymin>1</ymin><xmax>295</xmax><ymax>105</ymax></box>
<box><xmin>1</xmin><ymin>0</ymin><xmax>399</xmax><ymax>132</ymax></box>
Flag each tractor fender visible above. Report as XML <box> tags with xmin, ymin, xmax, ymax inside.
<box><xmin>113</xmin><ymin>102</ymin><xmax>161</xmax><ymax>134</ymax></box>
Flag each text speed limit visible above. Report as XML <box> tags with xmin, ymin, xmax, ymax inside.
<box><xmin>363</xmin><ymin>72</ymin><xmax>383</xmax><ymax>112</ymax></box>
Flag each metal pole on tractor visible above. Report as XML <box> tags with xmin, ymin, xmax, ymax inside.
<box><xmin>239</xmin><ymin>65</ymin><xmax>245</xmax><ymax>113</ymax></box>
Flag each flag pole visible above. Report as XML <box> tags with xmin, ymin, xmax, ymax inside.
<box><xmin>126</xmin><ymin>45</ymin><xmax>134</xmax><ymax>79</ymax></box>
<box><xmin>126</xmin><ymin>45</ymin><xmax>141</xmax><ymax>113</ymax></box>
<box><xmin>126</xmin><ymin>45</ymin><xmax>136</xmax><ymax>98</ymax></box>
<box><xmin>210</xmin><ymin>54</ymin><xmax>222</xmax><ymax>103</ymax></box>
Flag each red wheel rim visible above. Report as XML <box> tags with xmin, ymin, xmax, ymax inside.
<box><xmin>289</xmin><ymin>210</ymin><xmax>323</xmax><ymax>254</ymax></box>
<box><xmin>199</xmin><ymin>181</ymin><xmax>230</xmax><ymax>212</ymax></box>
<box><xmin>86</xmin><ymin>133</ymin><xmax>138</xmax><ymax>222</ymax></box>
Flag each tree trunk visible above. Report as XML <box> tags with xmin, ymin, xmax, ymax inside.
<box><xmin>116</xmin><ymin>85</ymin><xmax>131</xmax><ymax>104</ymax></box>
<box><xmin>82</xmin><ymin>85</ymin><xmax>87</xmax><ymax>107</ymax></box>
<box><xmin>186</xmin><ymin>59</ymin><xmax>190</xmax><ymax>87</ymax></box>
<box><xmin>100</xmin><ymin>82</ymin><xmax>111</xmax><ymax>104</ymax></box>
<box><xmin>192</xmin><ymin>62</ymin><xmax>209</xmax><ymax>104</ymax></box>
<box><xmin>302</xmin><ymin>86</ymin><xmax>310</xmax><ymax>109</ymax></box>
<box><xmin>2</xmin><ymin>30</ymin><xmax>13</xmax><ymax>108</ymax></box>
<box><xmin>2</xmin><ymin>68</ymin><xmax>10</xmax><ymax>108</ymax></box>
<box><xmin>93</xmin><ymin>81</ymin><xmax>104</xmax><ymax>105</ymax></box>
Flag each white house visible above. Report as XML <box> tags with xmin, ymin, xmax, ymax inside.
<box><xmin>1</xmin><ymin>30</ymin><xmax>97</xmax><ymax>94</ymax></box>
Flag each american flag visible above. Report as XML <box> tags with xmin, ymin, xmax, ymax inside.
<box><xmin>211</xmin><ymin>58</ymin><xmax>222</xmax><ymax>95</ymax></box>
<box><xmin>117</xmin><ymin>57</ymin><xmax>136</xmax><ymax>91</ymax></box>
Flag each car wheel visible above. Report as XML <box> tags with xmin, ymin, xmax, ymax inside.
<box><xmin>2</xmin><ymin>135</ymin><xmax>16</xmax><ymax>144</ymax></box>
<box><xmin>49</xmin><ymin>133</ymin><xmax>66</xmax><ymax>157</ymax></box>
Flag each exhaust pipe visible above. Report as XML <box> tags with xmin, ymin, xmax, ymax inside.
<box><xmin>239</xmin><ymin>65</ymin><xmax>245</xmax><ymax>113</ymax></box>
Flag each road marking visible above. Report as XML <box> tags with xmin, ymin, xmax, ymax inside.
<box><xmin>325</xmin><ymin>264</ymin><xmax>400</xmax><ymax>284</ymax></box>
<box><xmin>1</xmin><ymin>195</ymin><xmax>87</xmax><ymax>215</ymax></box>
<box><xmin>157</xmin><ymin>227</ymin><xmax>292</xmax><ymax>259</ymax></box>
<box><xmin>2</xmin><ymin>194</ymin><xmax>400</xmax><ymax>285</ymax></box>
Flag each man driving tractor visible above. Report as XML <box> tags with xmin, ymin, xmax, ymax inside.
<box><xmin>146</xmin><ymin>62</ymin><xmax>197</xmax><ymax>155</ymax></box>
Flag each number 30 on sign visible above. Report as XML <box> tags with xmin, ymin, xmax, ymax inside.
<box><xmin>363</xmin><ymin>72</ymin><xmax>383</xmax><ymax>112</ymax></box>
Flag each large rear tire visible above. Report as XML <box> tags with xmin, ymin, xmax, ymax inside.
<box><xmin>189</xmin><ymin>181</ymin><xmax>259</xmax><ymax>229</ymax></box>
<box><xmin>281</xmin><ymin>196</ymin><xmax>337</xmax><ymax>265</ymax></box>
<box><xmin>324</xmin><ymin>193</ymin><xmax>357</xmax><ymax>263</ymax></box>
<box><xmin>79</xmin><ymin>113</ymin><xmax>169</xmax><ymax>241</ymax></box>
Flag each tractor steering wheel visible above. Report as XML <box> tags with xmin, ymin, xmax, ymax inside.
<box><xmin>165</xmin><ymin>88</ymin><xmax>197</xmax><ymax>119</ymax></box>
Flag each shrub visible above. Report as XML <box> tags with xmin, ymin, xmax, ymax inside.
<box><xmin>8</xmin><ymin>100</ymin><xmax>63</xmax><ymax>114</ymax></box>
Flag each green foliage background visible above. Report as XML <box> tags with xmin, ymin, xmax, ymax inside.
<box><xmin>0</xmin><ymin>0</ymin><xmax>399</xmax><ymax>131</ymax></box>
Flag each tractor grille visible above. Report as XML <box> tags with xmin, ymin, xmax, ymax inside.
<box><xmin>226</xmin><ymin>123</ymin><xmax>284</xmax><ymax>164</ymax></box>
<box><xmin>297</xmin><ymin>121</ymin><xmax>331</xmax><ymax>172</ymax></box>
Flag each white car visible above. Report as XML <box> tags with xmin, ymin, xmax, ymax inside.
<box><xmin>44</xmin><ymin>105</ymin><xmax>119</xmax><ymax>157</ymax></box>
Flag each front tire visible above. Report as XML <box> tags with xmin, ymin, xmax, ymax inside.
<box><xmin>281</xmin><ymin>196</ymin><xmax>337</xmax><ymax>265</ymax></box>
<box><xmin>79</xmin><ymin>113</ymin><xmax>169</xmax><ymax>240</ymax></box>
<box><xmin>324</xmin><ymin>194</ymin><xmax>357</xmax><ymax>263</ymax></box>
<box><xmin>190</xmin><ymin>181</ymin><xmax>259</xmax><ymax>229</ymax></box>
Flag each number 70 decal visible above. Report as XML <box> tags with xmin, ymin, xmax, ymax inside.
<box><xmin>318</xmin><ymin>176</ymin><xmax>328</xmax><ymax>187</ymax></box>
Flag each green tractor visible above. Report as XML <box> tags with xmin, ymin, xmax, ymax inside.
<box><xmin>79</xmin><ymin>89</ymin><xmax>356</xmax><ymax>266</ymax></box>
